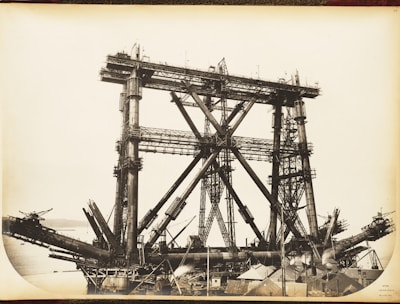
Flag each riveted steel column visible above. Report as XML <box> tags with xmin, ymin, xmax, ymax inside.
<box><xmin>113</xmin><ymin>175</ymin><xmax>122</xmax><ymax>245</ymax></box>
<box><xmin>126</xmin><ymin>63</ymin><xmax>142</xmax><ymax>264</ymax></box>
<box><xmin>294</xmin><ymin>98</ymin><xmax>318</xmax><ymax>240</ymax></box>
<box><xmin>267</xmin><ymin>98</ymin><xmax>283</xmax><ymax>249</ymax></box>
<box><xmin>113</xmin><ymin>84</ymin><xmax>127</xmax><ymax>246</ymax></box>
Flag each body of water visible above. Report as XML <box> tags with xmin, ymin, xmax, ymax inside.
<box><xmin>3</xmin><ymin>226</ymin><xmax>94</xmax><ymax>296</ymax></box>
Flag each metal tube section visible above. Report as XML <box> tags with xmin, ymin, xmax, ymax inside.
<box><xmin>113</xmin><ymin>177</ymin><xmax>122</xmax><ymax>245</ymax></box>
<box><xmin>146</xmin><ymin>150</ymin><xmax>220</xmax><ymax>246</ymax></box>
<box><xmin>213</xmin><ymin>161</ymin><xmax>266</xmax><ymax>246</ymax></box>
<box><xmin>280</xmin><ymin>190</ymin><xmax>286</xmax><ymax>296</ymax></box>
<box><xmin>229</xmin><ymin>100</ymin><xmax>255</xmax><ymax>135</ymax></box>
<box><xmin>113</xmin><ymin>85</ymin><xmax>127</xmax><ymax>246</ymax></box>
<box><xmin>334</xmin><ymin>224</ymin><xmax>390</xmax><ymax>255</ymax></box>
<box><xmin>198</xmin><ymin>176</ymin><xmax>207</xmax><ymax>242</ymax></box>
<box><xmin>138</xmin><ymin>152</ymin><xmax>203</xmax><ymax>234</ymax></box>
<box><xmin>126</xmin><ymin>68</ymin><xmax>142</xmax><ymax>263</ymax></box>
<box><xmin>323</xmin><ymin>208</ymin><xmax>340</xmax><ymax>248</ymax></box>
<box><xmin>87</xmin><ymin>201</ymin><xmax>120</xmax><ymax>251</ymax></box>
<box><xmin>294</xmin><ymin>98</ymin><xmax>319</xmax><ymax>240</ymax></box>
<box><xmin>267</xmin><ymin>102</ymin><xmax>283</xmax><ymax>250</ymax></box>
<box><xmin>82</xmin><ymin>208</ymin><xmax>107</xmax><ymax>246</ymax></box>
<box><xmin>184</xmin><ymin>82</ymin><xmax>225</xmax><ymax>136</ymax></box>
<box><xmin>231</xmin><ymin>148</ymin><xmax>303</xmax><ymax>239</ymax></box>
<box><xmin>176</xmin><ymin>150</ymin><xmax>220</xmax><ymax>207</ymax></box>
<box><xmin>222</xmin><ymin>101</ymin><xmax>245</xmax><ymax>128</ymax></box>
<box><xmin>146</xmin><ymin>250</ymin><xmax>281</xmax><ymax>267</ymax></box>
<box><xmin>126</xmin><ymin>168</ymin><xmax>138</xmax><ymax>261</ymax></box>
<box><xmin>198</xmin><ymin>114</ymin><xmax>211</xmax><ymax>243</ymax></box>
<box><xmin>170</xmin><ymin>91</ymin><xmax>202</xmax><ymax>139</ymax></box>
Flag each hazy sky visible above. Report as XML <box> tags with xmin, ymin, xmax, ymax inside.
<box><xmin>1</xmin><ymin>5</ymin><xmax>399</xmax><ymax>270</ymax></box>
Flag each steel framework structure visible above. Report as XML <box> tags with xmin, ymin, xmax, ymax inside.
<box><xmin>100</xmin><ymin>47</ymin><xmax>320</xmax><ymax>264</ymax></box>
<box><xmin>3</xmin><ymin>46</ymin><xmax>397</xmax><ymax>296</ymax></box>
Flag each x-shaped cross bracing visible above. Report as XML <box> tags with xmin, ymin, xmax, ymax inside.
<box><xmin>144</xmin><ymin>83</ymin><xmax>307</xmax><ymax>248</ymax></box>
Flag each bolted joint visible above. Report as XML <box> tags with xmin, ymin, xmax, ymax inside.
<box><xmin>302</xmin><ymin>168</ymin><xmax>316</xmax><ymax>180</ymax></box>
<box><xmin>127</xmin><ymin>76</ymin><xmax>142</xmax><ymax>99</ymax></box>
<box><xmin>199</xmin><ymin>146</ymin><xmax>211</xmax><ymax>158</ymax></box>
<box><xmin>127</xmin><ymin>126</ymin><xmax>141</xmax><ymax>141</ymax></box>
<box><xmin>115</xmin><ymin>141</ymin><xmax>122</xmax><ymax>153</ymax></box>
<box><xmin>122</xmin><ymin>157</ymin><xmax>143</xmax><ymax>171</ymax></box>
<box><xmin>298</xmin><ymin>142</ymin><xmax>310</xmax><ymax>155</ymax></box>
<box><xmin>293</xmin><ymin>99</ymin><xmax>306</xmax><ymax>121</ymax></box>
<box><xmin>113</xmin><ymin>166</ymin><xmax>121</xmax><ymax>177</ymax></box>
<box><xmin>119</xmin><ymin>92</ymin><xmax>127</xmax><ymax>112</ymax></box>
<box><xmin>224</xmin><ymin>131</ymin><xmax>232</xmax><ymax>147</ymax></box>
<box><xmin>212</xmin><ymin>133</ymin><xmax>232</xmax><ymax>149</ymax></box>
<box><xmin>149</xmin><ymin>223</ymin><xmax>164</xmax><ymax>241</ymax></box>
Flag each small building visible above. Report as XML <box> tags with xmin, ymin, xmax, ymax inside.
<box><xmin>268</xmin><ymin>265</ymin><xmax>299</xmax><ymax>282</ymax></box>
<box><xmin>211</xmin><ymin>276</ymin><xmax>222</xmax><ymax>288</ymax></box>
<box><xmin>237</xmin><ymin>263</ymin><xmax>277</xmax><ymax>281</ymax></box>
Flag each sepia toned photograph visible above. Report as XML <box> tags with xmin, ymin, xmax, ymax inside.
<box><xmin>1</xmin><ymin>4</ymin><xmax>399</xmax><ymax>301</ymax></box>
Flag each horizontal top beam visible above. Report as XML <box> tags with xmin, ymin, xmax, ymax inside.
<box><xmin>100</xmin><ymin>53</ymin><xmax>320</xmax><ymax>107</ymax></box>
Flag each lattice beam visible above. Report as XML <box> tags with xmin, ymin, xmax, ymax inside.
<box><xmin>120</xmin><ymin>126</ymin><xmax>312</xmax><ymax>162</ymax></box>
<box><xmin>100</xmin><ymin>53</ymin><xmax>319</xmax><ymax>106</ymax></box>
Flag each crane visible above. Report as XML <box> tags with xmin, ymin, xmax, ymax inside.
<box><xmin>19</xmin><ymin>208</ymin><xmax>53</xmax><ymax>223</ymax></box>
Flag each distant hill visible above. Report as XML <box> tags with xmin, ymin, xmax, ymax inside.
<box><xmin>41</xmin><ymin>218</ymin><xmax>88</xmax><ymax>228</ymax></box>
<box><xmin>2</xmin><ymin>216</ymin><xmax>88</xmax><ymax>229</ymax></box>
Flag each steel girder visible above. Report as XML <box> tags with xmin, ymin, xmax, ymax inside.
<box><xmin>100</xmin><ymin>54</ymin><xmax>319</xmax><ymax>105</ymax></box>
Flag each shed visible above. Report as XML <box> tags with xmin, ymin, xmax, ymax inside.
<box><xmin>269</xmin><ymin>265</ymin><xmax>298</xmax><ymax>282</ymax></box>
<box><xmin>237</xmin><ymin>263</ymin><xmax>277</xmax><ymax>281</ymax></box>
